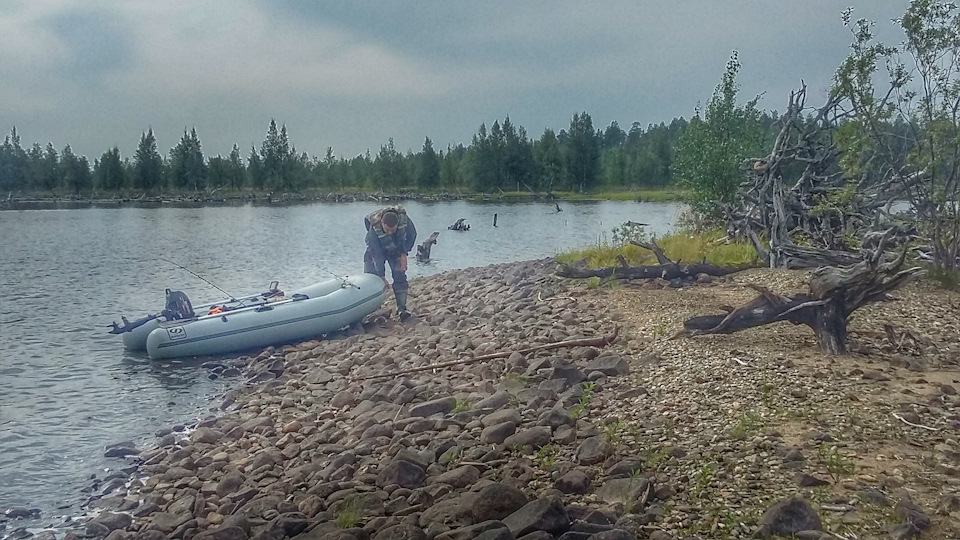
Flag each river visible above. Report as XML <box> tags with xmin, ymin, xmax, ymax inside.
<box><xmin>0</xmin><ymin>199</ymin><xmax>680</xmax><ymax>533</ymax></box>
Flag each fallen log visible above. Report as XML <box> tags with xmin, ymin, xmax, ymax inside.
<box><xmin>556</xmin><ymin>239</ymin><xmax>756</xmax><ymax>280</ymax></box>
<box><xmin>682</xmin><ymin>239</ymin><xmax>923</xmax><ymax>354</ymax></box>
<box><xmin>416</xmin><ymin>231</ymin><xmax>440</xmax><ymax>262</ymax></box>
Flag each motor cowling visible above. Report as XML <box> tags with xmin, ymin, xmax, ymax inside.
<box><xmin>162</xmin><ymin>288</ymin><xmax>195</xmax><ymax>320</ymax></box>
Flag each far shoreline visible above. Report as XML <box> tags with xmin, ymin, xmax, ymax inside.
<box><xmin>0</xmin><ymin>188</ymin><xmax>684</xmax><ymax>211</ymax></box>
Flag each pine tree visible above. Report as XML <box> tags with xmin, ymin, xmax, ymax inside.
<box><xmin>133</xmin><ymin>129</ymin><xmax>164</xmax><ymax>191</ymax></box>
<box><xmin>95</xmin><ymin>147</ymin><xmax>126</xmax><ymax>191</ymax></box>
<box><xmin>416</xmin><ymin>137</ymin><xmax>441</xmax><ymax>189</ymax></box>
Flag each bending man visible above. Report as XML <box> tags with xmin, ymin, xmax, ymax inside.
<box><xmin>363</xmin><ymin>206</ymin><xmax>417</xmax><ymax>319</ymax></box>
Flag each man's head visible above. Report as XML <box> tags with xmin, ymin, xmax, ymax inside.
<box><xmin>381</xmin><ymin>211</ymin><xmax>399</xmax><ymax>234</ymax></box>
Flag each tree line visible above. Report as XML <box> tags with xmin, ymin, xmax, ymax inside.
<box><xmin>0</xmin><ymin>110</ymin><xmax>784</xmax><ymax>198</ymax></box>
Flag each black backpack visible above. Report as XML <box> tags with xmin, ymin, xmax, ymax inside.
<box><xmin>162</xmin><ymin>289</ymin><xmax>195</xmax><ymax>321</ymax></box>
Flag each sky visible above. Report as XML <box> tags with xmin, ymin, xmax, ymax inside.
<box><xmin>0</xmin><ymin>1</ymin><xmax>912</xmax><ymax>163</ymax></box>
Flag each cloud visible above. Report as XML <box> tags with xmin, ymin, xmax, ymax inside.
<box><xmin>103</xmin><ymin>2</ymin><xmax>469</xmax><ymax>102</ymax></box>
<box><xmin>0</xmin><ymin>0</ymin><xmax>916</xmax><ymax>161</ymax></box>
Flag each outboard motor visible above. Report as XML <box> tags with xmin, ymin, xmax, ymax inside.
<box><xmin>161</xmin><ymin>288</ymin><xmax>195</xmax><ymax>321</ymax></box>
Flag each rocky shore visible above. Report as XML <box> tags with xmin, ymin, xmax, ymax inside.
<box><xmin>5</xmin><ymin>259</ymin><xmax>960</xmax><ymax>540</ymax></box>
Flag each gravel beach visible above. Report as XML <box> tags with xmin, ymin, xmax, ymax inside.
<box><xmin>9</xmin><ymin>259</ymin><xmax>960</xmax><ymax>540</ymax></box>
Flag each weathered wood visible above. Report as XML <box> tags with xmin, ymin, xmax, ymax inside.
<box><xmin>682</xmin><ymin>242</ymin><xmax>924</xmax><ymax>354</ymax></box>
<box><xmin>448</xmin><ymin>218</ymin><xmax>470</xmax><ymax>231</ymax></box>
<box><xmin>557</xmin><ymin>238</ymin><xmax>756</xmax><ymax>280</ymax></box>
<box><xmin>415</xmin><ymin>231</ymin><xmax>440</xmax><ymax>262</ymax></box>
<box><xmin>556</xmin><ymin>261</ymin><xmax>754</xmax><ymax>280</ymax></box>
<box><xmin>730</xmin><ymin>84</ymin><xmax>912</xmax><ymax>269</ymax></box>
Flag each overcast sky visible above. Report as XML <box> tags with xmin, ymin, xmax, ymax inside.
<box><xmin>0</xmin><ymin>1</ymin><xmax>911</xmax><ymax>163</ymax></box>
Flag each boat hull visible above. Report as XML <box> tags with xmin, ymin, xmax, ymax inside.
<box><xmin>121</xmin><ymin>277</ymin><xmax>359</xmax><ymax>352</ymax></box>
<box><xmin>145</xmin><ymin>274</ymin><xmax>386</xmax><ymax>359</ymax></box>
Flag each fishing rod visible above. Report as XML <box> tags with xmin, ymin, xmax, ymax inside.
<box><xmin>158</xmin><ymin>257</ymin><xmax>236</xmax><ymax>300</ymax></box>
<box><xmin>329</xmin><ymin>271</ymin><xmax>360</xmax><ymax>288</ymax></box>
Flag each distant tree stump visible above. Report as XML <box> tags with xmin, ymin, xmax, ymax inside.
<box><xmin>416</xmin><ymin>232</ymin><xmax>440</xmax><ymax>262</ymax></box>
<box><xmin>448</xmin><ymin>218</ymin><xmax>470</xmax><ymax>231</ymax></box>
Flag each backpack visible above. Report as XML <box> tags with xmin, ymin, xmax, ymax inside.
<box><xmin>162</xmin><ymin>289</ymin><xmax>195</xmax><ymax>321</ymax></box>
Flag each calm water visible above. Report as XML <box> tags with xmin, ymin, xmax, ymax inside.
<box><xmin>0</xmin><ymin>199</ymin><xmax>680</xmax><ymax>531</ymax></box>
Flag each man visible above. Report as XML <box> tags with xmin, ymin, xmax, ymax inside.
<box><xmin>364</xmin><ymin>206</ymin><xmax>417</xmax><ymax>319</ymax></box>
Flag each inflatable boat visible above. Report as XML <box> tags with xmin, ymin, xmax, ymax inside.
<box><xmin>111</xmin><ymin>274</ymin><xmax>386</xmax><ymax>359</ymax></box>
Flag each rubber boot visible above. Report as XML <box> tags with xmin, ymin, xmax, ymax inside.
<box><xmin>394</xmin><ymin>289</ymin><xmax>411</xmax><ymax>321</ymax></box>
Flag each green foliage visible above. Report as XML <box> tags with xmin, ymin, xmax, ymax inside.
<box><xmin>730</xmin><ymin>410</ymin><xmax>764</xmax><ymax>440</ymax></box>
<box><xmin>673</xmin><ymin>51</ymin><xmax>767</xmax><ymax>223</ymax></box>
<box><xmin>928</xmin><ymin>267</ymin><xmax>960</xmax><ymax>289</ymax></box>
<box><xmin>691</xmin><ymin>462</ymin><xmax>717</xmax><ymax>501</ymax></box>
<box><xmin>452</xmin><ymin>398</ymin><xmax>471</xmax><ymax>414</ymax></box>
<box><xmin>611</xmin><ymin>221</ymin><xmax>648</xmax><ymax>246</ymax></box>
<box><xmin>416</xmin><ymin>137</ymin><xmax>441</xmax><ymax>189</ymax></box>
<box><xmin>601</xmin><ymin>421</ymin><xmax>625</xmax><ymax>451</ymax></box>
<box><xmin>818</xmin><ymin>444</ymin><xmax>856</xmax><ymax>482</ymax></box>
<box><xmin>169</xmin><ymin>127</ymin><xmax>207</xmax><ymax>192</ymax></box>
<box><xmin>570</xmin><ymin>381</ymin><xmax>596</xmax><ymax>420</ymax></box>
<box><xmin>567</xmin><ymin>112</ymin><xmax>601</xmax><ymax>193</ymax></box>
<box><xmin>641</xmin><ymin>447</ymin><xmax>669</xmax><ymax>472</ymax></box>
<box><xmin>133</xmin><ymin>128</ymin><xmax>164</xmax><ymax>192</ymax></box>
<box><xmin>556</xmin><ymin>229</ymin><xmax>758</xmax><ymax>269</ymax></box>
<box><xmin>833</xmin><ymin>1</ymin><xmax>960</xmax><ymax>271</ymax></box>
<box><xmin>534</xmin><ymin>443</ymin><xmax>560</xmax><ymax>470</ymax></box>
<box><xmin>336</xmin><ymin>497</ymin><xmax>365</xmax><ymax>528</ymax></box>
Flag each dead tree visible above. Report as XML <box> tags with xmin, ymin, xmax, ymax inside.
<box><xmin>416</xmin><ymin>232</ymin><xmax>440</xmax><ymax>262</ymax></box>
<box><xmin>731</xmin><ymin>84</ymin><xmax>913</xmax><ymax>269</ymax></box>
<box><xmin>683</xmin><ymin>234</ymin><xmax>923</xmax><ymax>354</ymax></box>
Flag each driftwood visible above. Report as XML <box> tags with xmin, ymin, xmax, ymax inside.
<box><xmin>448</xmin><ymin>218</ymin><xmax>470</xmax><ymax>231</ymax></box>
<box><xmin>731</xmin><ymin>84</ymin><xmax>912</xmax><ymax>269</ymax></box>
<box><xmin>556</xmin><ymin>239</ymin><xmax>756</xmax><ymax>281</ymax></box>
<box><xmin>416</xmin><ymin>232</ymin><xmax>440</xmax><ymax>262</ymax></box>
<box><xmin>682</xmin><ymin>238</ymin><xmax>923</xmax><ymax>354</ymax></box>
<box><xmin>351</xmin><ymin>327</ymin><xmax>619</xmax><ymax>381</ymax></box>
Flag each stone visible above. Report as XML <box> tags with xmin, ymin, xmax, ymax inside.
<box><xmin>482</xmin><ymin>409</ymin><xmax>522</xmax><ymax>427</ymax></box>
<box><xmin>435</xmin><ymin>520</ymin><xmax>510</xmax><ymax>540</ymax></box>
<box><xmin>794</xmin><ymin>473</ymin><xmax>829</xmax><ymax>487</ymax></box>
<box><xmin>409</xmin><ymin>397</ymin><xmax>457</xmax><ymax>418</ymax></box>
<box><xmin>595</xmin><ymin>478</ymin><xmax>650</xmax><ymax>507</ymax></box>
<box><xmin>378</xmin><ymin>459</ymin><xmax>427</xmax><ymax>489</ymax></box>
<box><xmin>754</xmin><ymin>497</ymin><xmax>822</xmax><ymax>538</ymax></box>
<box><xmin>418</xmin><ymin>495</ymin><xmax>476</xmax><ymax>531</ymax></box>
<box><xmin>894</xmin><ymin>499</ymin><xmax>931</xmax><ymax>532</ymax></box>
<box><xmin>555</xmin><ymin>470</ymin><xmax>592</xmax><ymax>494</ymax></box>
<box><xmin>473</xmin><ymin>483</ymin><xmax>531</xmax><ymax>522</ymax></box>
<box><xmin>372</xmin><ymin>524</ymin><xmax>428</xmax><ymax>540</ymax></box>
<box><xmin>433</xmin><ymin>465</ymin><xmax>481</xmax><ymax>488</ymax></box>
<box><xmin>217</xmin><ymin>471</ymin><xmax>245</xmax><ymax>499</ymax></box>
<box><xmin>475</xmin><ymin>391</ymin><xmax>511</xmax><ymax>411</ymax></box>
<box><xmin>575</xmin><ymin>436</ymin><xmax>614</xmax><ymax>465</ymax></box>
<box><xmin>504</xmin><ymin>427</ymin><xmax>552</xmax><ymax>450</ymax></box>
<box><xmin>481</xmin><ymin>421</ymin><xmax>518</xmax><ymax>444</ymax></box>
<box><xmin>191</xmin><ymin>525</ymin><xmax>249</xmax><ymax>540</ymax></box>
<box><xmin>584</xmin><ymin>356</ymin><xmax>630</xmax><ymax>377</ymax></box>
<box><xmin>585</xmin><ymin>530</ymin><xmax>634</xmax><ymax>540</ymax></box>
<box><xmin>502</xmin><ymin>497</ymin><xmax>570</xmax><ymax>537</ymax></box>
